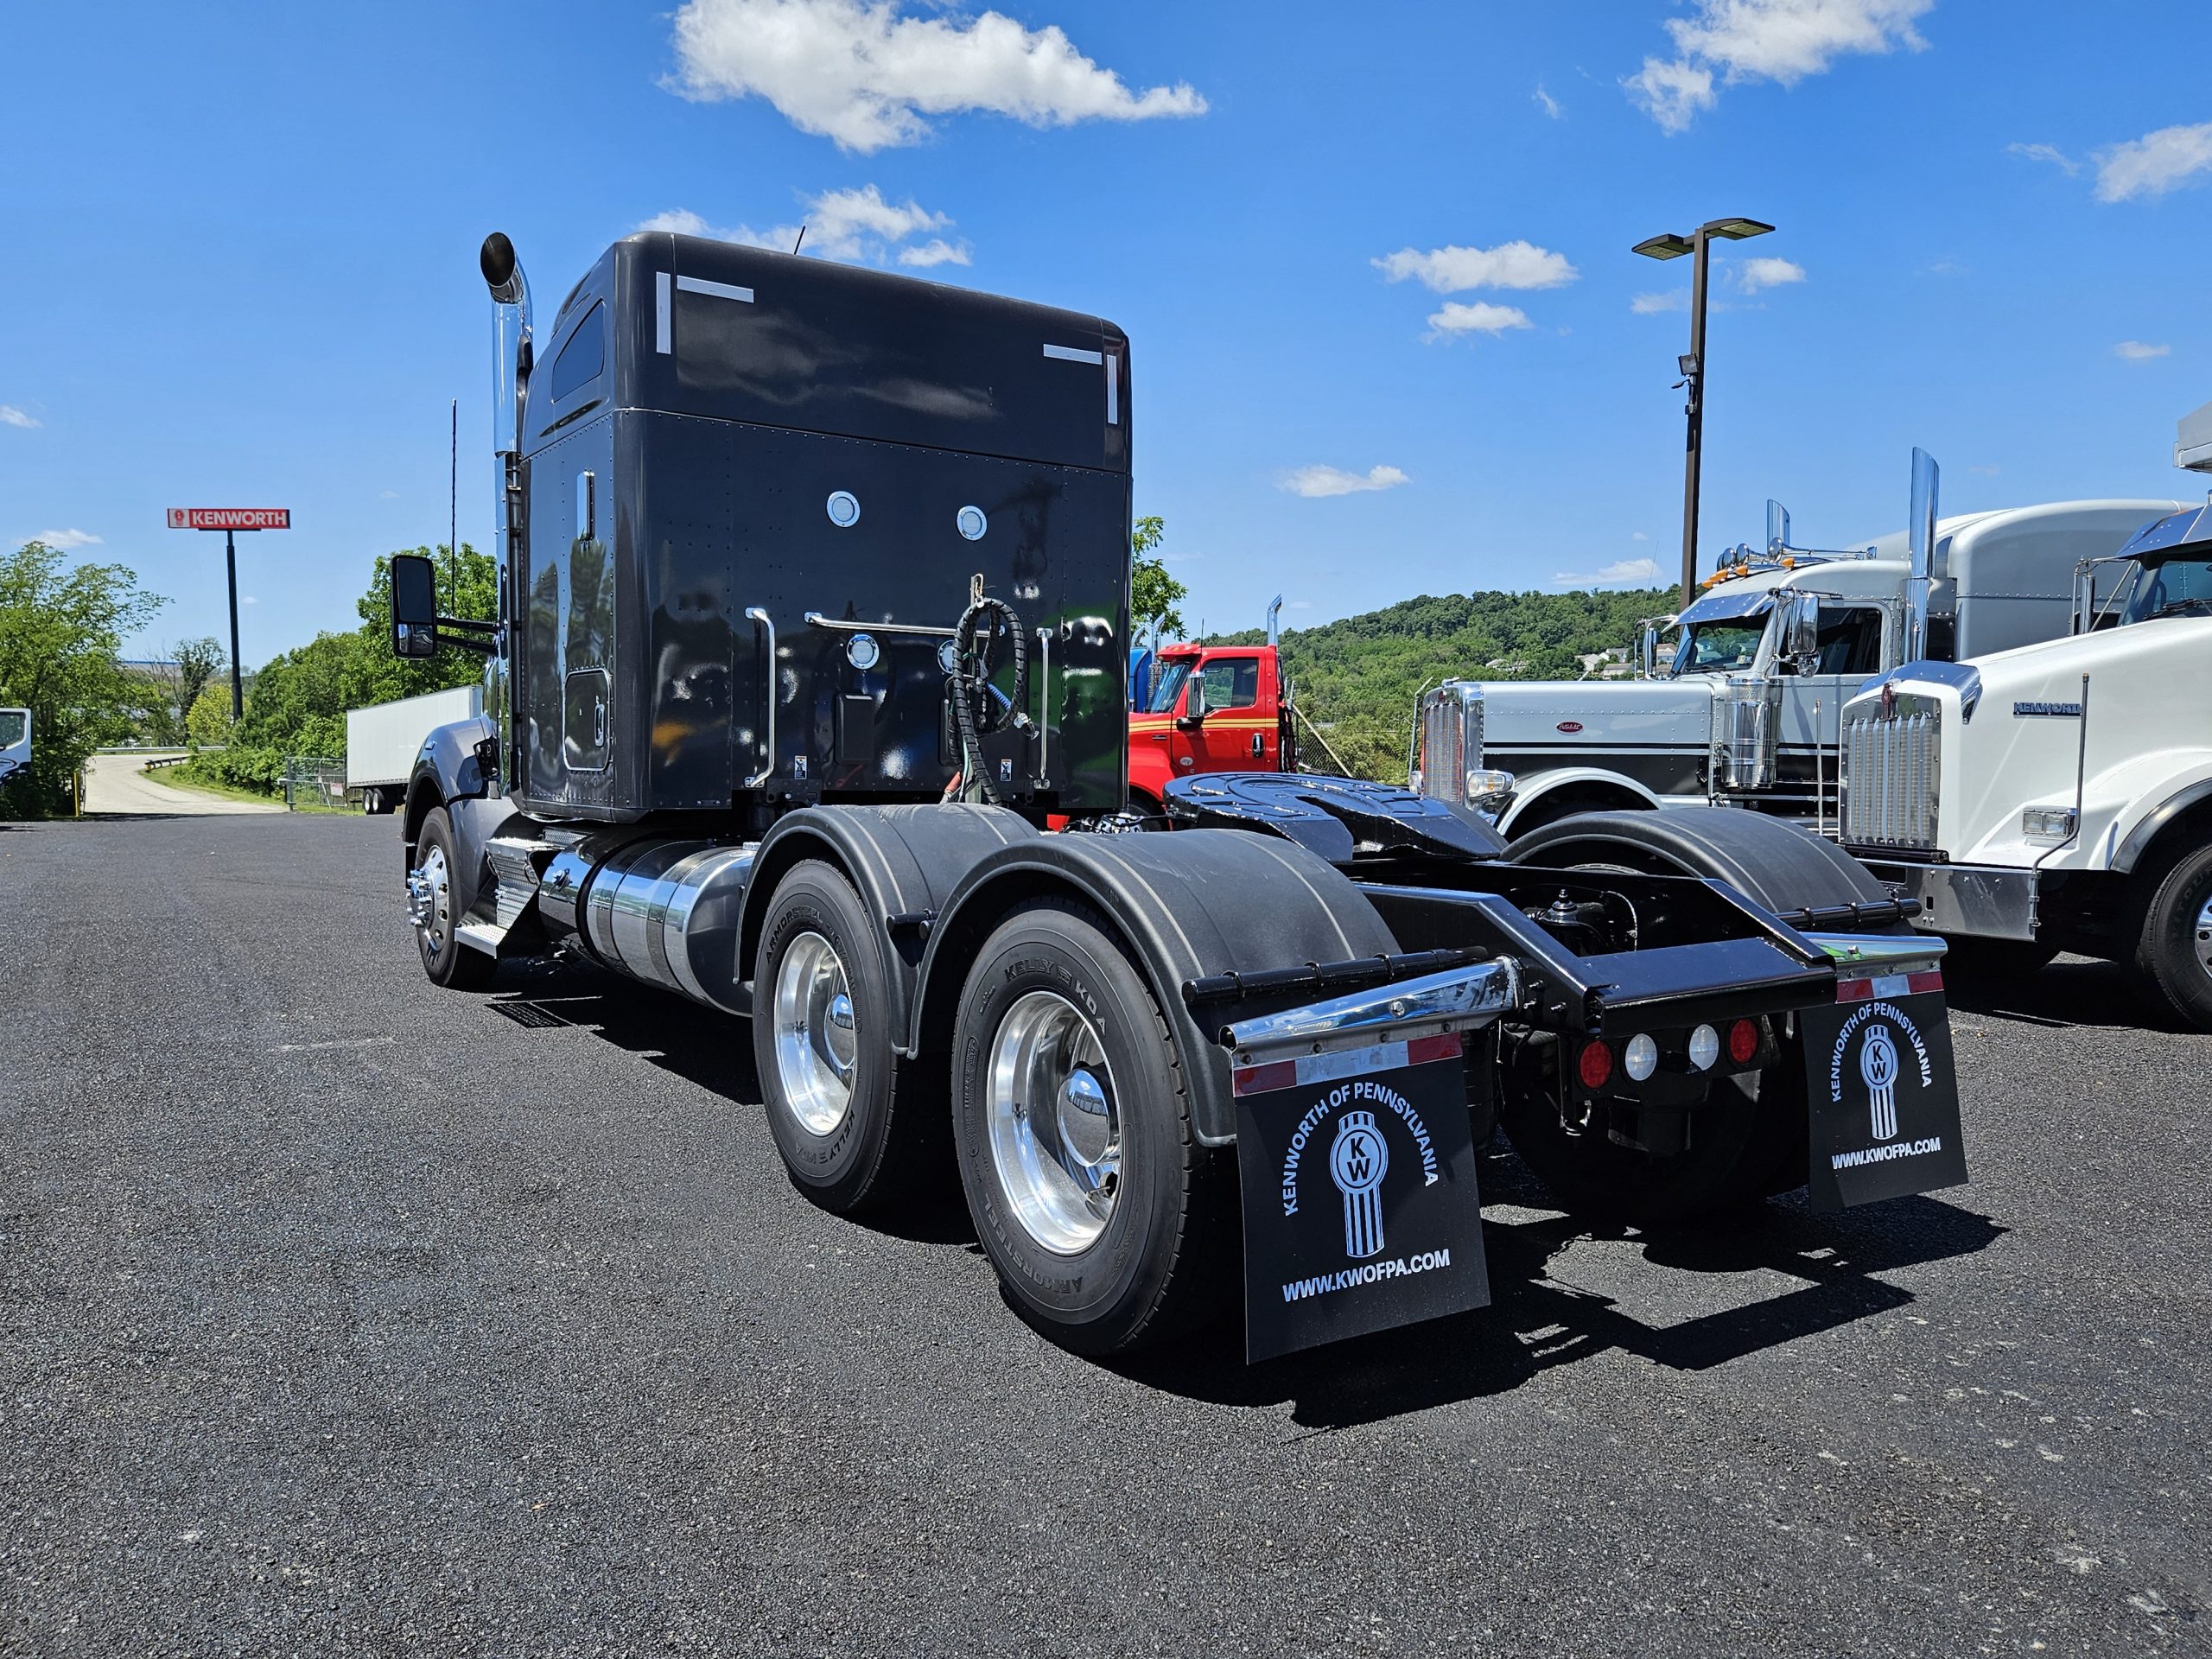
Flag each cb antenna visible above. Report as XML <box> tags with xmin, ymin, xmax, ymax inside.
<box><xmin>791</xmin><ymin>225</ymin><xmax>807</xmax><ymax>256</ymax></box>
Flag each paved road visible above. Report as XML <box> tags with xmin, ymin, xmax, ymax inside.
<box><xmin>4</xmin><ymin>813</ymin><xmax>2208</xmax><ymax>1656</ymax></box>
<box><xmin>80</xmin><ymin>751</ymin><xmax>286</xmax><ymax>816</ymax></box>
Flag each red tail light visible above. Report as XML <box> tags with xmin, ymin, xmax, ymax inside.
<box><xmin>1577</xmin><ymin>1039</ymin><xmax>1614</xmax><ymax>1090</ymax></box>
<box><xmin>1727</xmin><ymin>1019</ymin><xmax>1760</xmax><ymax>1066</ymax></box>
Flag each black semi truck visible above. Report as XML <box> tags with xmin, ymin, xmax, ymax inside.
<box><xmin>386</xmin><ymin>230</ymin><xmax>1968</xmax><ymax>1361</ymax></box>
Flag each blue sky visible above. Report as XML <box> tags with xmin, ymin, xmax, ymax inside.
<box><xmin>4</xmin><ymin>0</ymin><xmax>2209</xmax><ymax>660</ymax></box>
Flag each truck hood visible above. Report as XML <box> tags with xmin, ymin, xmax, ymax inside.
<box><xmin>1479</xmin><ymin>677</ymin><xmax>1714</xmax><ymax>753</ymax></box>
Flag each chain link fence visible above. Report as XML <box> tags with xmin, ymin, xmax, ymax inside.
<box><xmin>281</xmin><ymin>754</ymin><xmax>354</xmax><ymax>810</ymax></box>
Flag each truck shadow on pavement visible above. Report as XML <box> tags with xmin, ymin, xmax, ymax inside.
<box><xmin>1943</xmin><ymin>956</ymin><xmax>2189</xmax><ymax>1033</ymax></box>
<box><xmin>1111</xmin><ymin>1154</ymin><xmax>2005</xmax><ymax>1432</ymax></box>
<box><xmin>485</xmin><ymin>961</ymin><xmax>2009</xmax><ymax>1427</ymax></box>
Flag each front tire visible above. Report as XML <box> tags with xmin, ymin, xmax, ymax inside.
<box><xmin>2132</xmin><ymin>843</ymin><xmax>2212</xmax><ymax>1031</ymax></box>
<box><xmin>410</xmin><ymin>808</ymin><xmax>494</xmax><ymax>990</ymax></box>
<box><xmin>753</xmin><ymin>861</ymin><xmax>944</xmax><ymax>1214</ymax></box>
<box><xmin>950</xmin><ymin>898</ymin><xmax>1226</xmax><ymax>1355</ymax></box>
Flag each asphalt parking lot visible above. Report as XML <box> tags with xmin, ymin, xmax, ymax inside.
<box><xmin>4</xmin><ymin>811</ymin><xmax>2209</xmax><ymax>1656</ymax></box>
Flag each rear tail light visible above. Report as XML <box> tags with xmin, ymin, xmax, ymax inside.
<box><xmin>1687</xmin><ymin>1024</ymin><xmax>1719</xmax><ymax>1071</ymax></box>
<box><xmin>1727</xmin><ymin>1019</ymin><xmax>1760</xmax><ymax>1066</ymax></box>
<box><xmin>1624</xmin><ymin>1033</ymin><xmax>1659</xmax><ymax>1081</ymax></box>
<box><xmin>1577</xmin><ymin>1039</ymin><xmax>1613</xmax><ymax>1090</ymax></box>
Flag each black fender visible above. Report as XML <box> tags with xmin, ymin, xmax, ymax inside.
<box><xmin>909</xmin><ymin>829</ymin><xmax>1401</xmax><ymax>1147</ymax></box>
<box><xmin>2113</xmin><ymin>778</ymin><xmax>2212</xmax><ymax>875</ymax></box>
<box><xmin>737</xmin><ymin>804</ymin><xmax>1039</xmax><ymax>1039</ymax></box>
<box><xmin>400</xmin><ymin>713</ymin><xmax>498</xmax><ymax>915</ymax></box>
<box><xmin>1506</xmin><ymin>806</ymin><xmax>1887</xmax><ymax>915</ymax></box>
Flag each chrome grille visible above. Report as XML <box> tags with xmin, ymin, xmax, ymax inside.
<box><xmin>1841</xmin><ymin>712</ymin><xmax>1941</xmax><ymax>849</ymax></box>
<box><xmin>1415</xmin><ymin>683</ymin><xmax>1482</xmax><ymax>808</ymax></box>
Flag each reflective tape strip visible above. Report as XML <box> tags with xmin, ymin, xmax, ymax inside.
<box><xmin>1043</xmin><ymin>343</ymin><xmax>1104</xmax><ymax>365</ymax></box>
<box><xmin>1233</xmin><ymin>1030</ymin><xmax>1464</xmax><ymax>1097</ymax></box>
<box><xmin>677</xmin><ymin>275</ymin><xmax>754</xmax><ymax>303</ymax></box>
<box><xmin>1837</xmin><ymin>969</ymin><xmax>1944</xmax><ymax>1003</ymax></box>
<box><xmin>654</xmin><ymin>272</ymin><xmax>671</xmax><ymax>353</ymax></box>
<box><xmin>1105</xmin><ymin>349</ymin><xmax>1120</xmax><ymax>426</ymax></box>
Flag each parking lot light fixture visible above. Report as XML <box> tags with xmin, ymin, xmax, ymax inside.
<box><xmin>1635</xmin><ymin>216</ymin><xmax>1776</xmax><ymax>607</ymax></box>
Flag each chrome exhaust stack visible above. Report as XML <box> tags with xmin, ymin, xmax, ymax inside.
<box><xmin>480</xmin><ymin>232</ymin><xmax>533</xmax><ymax>563</ymax></box>
<box><xmin>1904</xmin><ymin>446</ymin><xmax>1938</xmax><ymax>664</ymax></box>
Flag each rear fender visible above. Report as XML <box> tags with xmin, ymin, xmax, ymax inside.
<box><xmin>739</xmin><ymin>804</ymin><xmax>1039</xmax><ymax>1039</ymax></box>
<box><xmin>911</xmin><ymin>829</ymin><xmax>1400</xmax><ymax>1146</ymax></box>
<box><xmin>400</xmin><ymin>714</ymin><xmax>498</xmax><ymax>914</ymax></box>
<box><xmin>1506</xmin><ymin>805</ymin><xmax>1888</xmax><ymax>916</ymax></box>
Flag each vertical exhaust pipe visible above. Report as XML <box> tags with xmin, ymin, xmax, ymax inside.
<box><xmin>1267</xmin><ymin>594</ymin><xmax>1282</xmax><ymax>647</ymax></box>
<box><xmin>480</xmin><ymin>232</ymin><xmax>533</xmax><ymax>531</ymax></box>
<box><xmin>1904</xmin><ymin>447</ymin><xmax>1939</xmax><ymax>665</ymax></box>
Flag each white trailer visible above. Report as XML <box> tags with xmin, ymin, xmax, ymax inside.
<box><xmin>1414</xmin><ymin>454</ymin><xmax>2183</xmax><ymax>837</ymax></box>
<box><xmin>346</xmin><ymin>686</ymin><xmax>481</xmax><ymax>815</ymax></box>
<box><xmin>1837</xmin><ymin>404</ymin><xmax>2212</xmax><ymax>1029</ymax></box>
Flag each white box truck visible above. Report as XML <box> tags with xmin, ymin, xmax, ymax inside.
<box><xmin>346</xmin><ymin>686</ymin><xmax>481</xmax><ymax>815</ymax></box>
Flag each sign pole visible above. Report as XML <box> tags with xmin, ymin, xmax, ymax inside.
<box><xmin>225</xmin><ymin>528</ymin><xmax>245</xmax><ymax>721</ymax></box>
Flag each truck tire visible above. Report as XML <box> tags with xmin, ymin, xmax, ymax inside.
<box><xmin>950</xmin><ymin>896</ymin><xmax>1228</xmax><ymax>1354</ymax></box>
<box><xmin>1500</xmin><ymin>808</ymin><xmax>1892</xmax><ymax>1220</ymax></box>
<box><xmin>753</xmin><ymin>861</ymin><xmax>944</xmax><ymax>1214</ymax></box>
<box><xmin>2129</xmin><ymin>842</ymin><xmax>2212</xmax><ymax>1031</ymax></box>
<box><xmin>411</xmin><ymin>808</ymin><xmax>494</xmax><ymax>990</ymax></box>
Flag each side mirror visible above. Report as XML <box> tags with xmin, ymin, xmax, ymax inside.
<box><xmin>391</xmin><ymin>554</ymin><xmax>440</xmax><ymax>658</ymax></box>
<box><xmin>1779</xmin><ymin>593</ymin><xmax>1821</xmax><ymax>672</ymax></box>
<box><xmin>1638</xmin><ymin>624</ymin><xmax>1660</xmax><ymax>679</ymax></box>
<box><xmin>1178</xmin><ymin>675</ymin><xmax>1209</xmax><ymax>728</ymax></box>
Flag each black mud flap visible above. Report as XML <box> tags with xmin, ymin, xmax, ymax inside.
<box><xmin>1799</xmin><ymin>982</ymin><xmax>1969</xmax><ymax>1211</ymax></box>
<box><xmin>1233</xmin><ymin>1033</ymin><xmax>1491</xmax><ymax>1363</ymax></box>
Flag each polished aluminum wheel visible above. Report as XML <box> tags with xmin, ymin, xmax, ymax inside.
<box><xmin>985</xmin><ymin>989</ymin><xmax>1120</xmax><ymax>1255</ymax></box>
<box><xmin>772</xmin><ymin>931</ymin><xmax>857</xmax><ymax>1135</ymax></box>
<box><xmin>2195</xmin><ymin>893</ymin><xmax>2212</xmax><ymax>982</ymax></box>
<box><xmin>409</xmin><ymin>844</ymin><xmax>453</xmax><ymax>959</ymax></box>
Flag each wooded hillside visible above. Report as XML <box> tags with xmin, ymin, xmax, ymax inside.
<box><xmin>1209</xmin><ymin>586</ymin><xmax>1673</xmax><ymax>782</ymax></box>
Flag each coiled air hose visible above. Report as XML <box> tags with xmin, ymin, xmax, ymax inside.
<box><xmin>942</xmin><ymin>585</ymin><xmax>1031</xmax><ymax>804</ymax></box>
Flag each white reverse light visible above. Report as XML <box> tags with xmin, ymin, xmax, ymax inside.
<box><xmin>1687</xmin><ymin>1024</ymin><xmax>1719</xmax><ymax>1072</ymax></box>
<box><xmin>1624</xmin><ymin>1033</ymin><xmax>1659</xmax><ymax>1082</ymax></box>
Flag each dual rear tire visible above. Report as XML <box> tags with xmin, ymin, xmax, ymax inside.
<box><xmin>751</xmin><ymin>865</ymin><xmax>1222</xmax><ymax>1352</ymax></box>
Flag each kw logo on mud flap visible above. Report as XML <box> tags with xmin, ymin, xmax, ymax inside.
<box><xmin>1859</xmin><ymin>1024</ymin><xmax>1900</xmax><ymax>1141</ymax></box>
<box><xmin>1329</xmin><ymin>1110</ymin><xmax>1389</xmax><ymax>1259</ymax></box>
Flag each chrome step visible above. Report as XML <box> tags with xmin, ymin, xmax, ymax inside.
<box><xmin>485</xmin><ymin>836</ymin><xmax>556</xmax><ymax>930</ymax></box>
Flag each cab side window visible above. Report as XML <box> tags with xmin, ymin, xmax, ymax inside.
<box><xmin>1199</xmin><ymin>658</ymin><xmax>1260</xmax><ymax>710</ymax></box>
<box><xmin>550</xmin><ymin>302</ymin><xmax>607</xmax><ymax>403</ymax></box>
<box><xmin>1812</xmin><ymin>606</ymin><xmax>1885</xmax><ymax>676</ymax></box>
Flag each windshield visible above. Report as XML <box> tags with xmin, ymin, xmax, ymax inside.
<box><xmin>1675</xmin><ymin>620</ymin><xmax>1767</xmax><ymax>674</ymax></box>
<box><xmin>1144</xmin><ymin>659</ymin><xmax>1194</xmax><ymax>714</ymax></box>
<box><xmin>2118</xmin><ymin>556</ymin><xmax>2212</xmax><ymax>626</ymax></box>
<box><xmin>0</xmin><ymin>711</ymin><xmax>23</xmax><ymax>747</ymax></box>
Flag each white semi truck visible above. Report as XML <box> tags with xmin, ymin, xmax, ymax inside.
<box><xmin>1414</xmin><ymin>459</ymin><xmax>2183</xmax><ymax>838</ymax></box>
<box><xmin>1836</xmin><ymin>404</ymin><xmax>2212</xmax><ymax>1030</ymax></box>
<box><xmin>346</xmin><ymin>685</ymin><xmax>482</xmax><ymax>815</ymax></box>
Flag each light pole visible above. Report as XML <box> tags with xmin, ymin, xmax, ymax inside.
<box><xmin>1632</xmin><ymin>217</ymin><xmax>1774</xmax><ymax>611</ymax></box>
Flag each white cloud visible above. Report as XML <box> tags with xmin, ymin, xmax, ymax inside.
<box><xmin>896</xmin><ymin>238</ymin><xmax>970</xmax><ymax>269</ymax></box>
<box><xmin>1631</xmin><ymin>289</ymin><xmax>1688</xmax><ymax>315</ymax></box>
<box><xmin>378</xmin><ymin>488</ymin><xmax>399</xmax><ymax>499</ymax></box>
<box><xmin>2095</xmin><ymin>121</ymin><xmax>2212</xmax><ymax>203</ymax></box>
<box><xmin>1627</xmin><ymin>0</ymin><xmax>1932</xmax><ymax>133</ymax></box>
<box><xmin>1279</xmin><ymin>464</ymin><xmax>1411</xmax><ymax>499</ymax></box>
<box><xmin>1552</xmin><ymin>556</ymin><xmax>1664</xmax><ymax>588</ymax></box>
<box><xmin>1631</xmin><ymin>531</ymin><xmax>1650</xmax><ymax>541</ymax></box>
<box><xmin>665</xmin><ymin>0</ymin><xmax>1206</xmax><ymax>154</ymax></box>
<box><xmin>242</xmin><ymin>595</ymin><xmax>259</xmax><ymax>606</ymax></box>
<box><xmin>1287</xmin><ymin>600</ymin><xmax>1315</xmax><ymax>610</ymax></box>
<box><xmin>1533</xmin><ymin>84</ymin><xmax>1563</xmax><ymax>119</ymax></box>
<box><xmin>1374</xmin><ymin>239</ymin><xmax>1577</xmax><ymax>293</ymax></box>
<box><xmin>0</xmin><ymin>405</ymin><xmax>39</xmax><ymax>429</ymax></box>
<box><xmin>1427</xmin><ymin>302</ymin><xmax>1533</xmax><ymax>338</ymax></box>
<box><xmin>31</xmin><ymin>528</ymin><xmax>101</xmax><ymax>550</ymax></box>
<box><xmin>639</xmin><ymin>184</ymin><xmax>966</xmax><ymax>266</ymax></box>
<box><xmin>2007</xmin><ymin>141</ymin><xmax>2079</xmax><ymax>176</ymax></box>
<box><xmin>1739</xmin><ymin>255</ymin><xmax>1805</xmax><ymax>292</ymax></box>
<box><xmin>2113</xmin><ymin>340</ymin><xmax>2171</xmax><ymax>362</ymax></box>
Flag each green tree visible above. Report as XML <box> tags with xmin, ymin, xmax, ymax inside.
<box><xmin>0</xmin><ymin>541</ymin><xmax>168</xmax><ymax>817</ymax></box>
<box><xmin>173</xmin><ymin>637</ymin><xmax>226</xmax><ymax>728</ymax></box>
<box><xmin>186</xmin><ymin>683</ymin><xmax>235</xmax><ymax>748</ymax></box>
<box><xmin>1130</xmin><ymin>515</ymin><xmax>1187</xmax><ymax>640</ymax></box>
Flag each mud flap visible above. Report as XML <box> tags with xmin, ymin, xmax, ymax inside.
<box><xmin>1233</xmin><ymin>1033</ymin><xmax>1491</xmax><ymax>1363</ymax></box>
<box><xmin>1799</xmin><ymin>983</ymin><xmax>1969</xmax><ymax>1211</ymax></box>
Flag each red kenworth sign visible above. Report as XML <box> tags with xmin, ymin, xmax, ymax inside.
<box><xmin>167</xmin><ymin>508</ymin><xmax>290</xmax><ymax>531</ymax></box>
